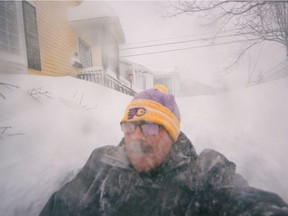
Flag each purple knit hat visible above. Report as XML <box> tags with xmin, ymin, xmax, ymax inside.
<box><xmin>121</xmin><ymin>84</ymin><xmax>181</xmax><ymax>141</ymax></box>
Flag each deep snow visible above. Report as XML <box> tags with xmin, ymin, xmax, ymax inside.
<box><xmin>0</xmin><ymin>74</ymin><xmax>287</xmax><ymax>216</ymax></box>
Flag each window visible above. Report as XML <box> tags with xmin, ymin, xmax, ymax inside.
<box><xmin>0</xmin><ymin>1</ymin><xmax>20</xmax><ymax>56</ymax></box>
<box><xmin>22</xmin><ymin>1</ymin><xmax>41</xmax><ymax>70</ymax></box>
<box><xmin>79</xmin><ymin>38</ymin><xmax>92</xmax><ymax>68</ymax></box>
<box><xmin>0</xmin><ymin>1</ymin><xmax>41</xmax><ymax>73</ymax></box>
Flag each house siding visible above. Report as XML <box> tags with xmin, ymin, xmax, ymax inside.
<box><xmin>28</xmin><ymin>1</ymin><xmax>80</xmax><ymax>76</ymax></box>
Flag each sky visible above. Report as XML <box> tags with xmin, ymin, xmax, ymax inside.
<box><xmin>0</xmin><ymin>74</ymin><xmax>288</xmax><ymax>216</ymax></box>
<box><xmin>106</xmin><ymin>1</ymin><xmax>287</xmax><ymax>89</ymax></box>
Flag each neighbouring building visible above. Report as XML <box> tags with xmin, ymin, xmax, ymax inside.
<box><xmin>0</xmin><ymin>0</ymin><xmax>136</xmax><ymax>95</ymax></box>
<box><xmin>120</xmin><ymin>59</ymin><xmax>153</xmax><ymax>92</ymax></box>
<box><xmin>0</xmin><ymin>0</ymin><xmax>178</xmax><ymax>96</ymax></box>
<box><xmin>119</xmin><ymin>60</ymin><xmax>180</xmax><ymax>96</ymax></box>
<box><xmin>150</xmin><ymin>67</ymin><xmax>180</xmax><ymax>96</ymax></box>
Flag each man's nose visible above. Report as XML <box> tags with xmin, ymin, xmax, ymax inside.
<box><xmin>133</xmin><ymin>125</ymin><xmax>144</xmax><ymax>137</ymax></box>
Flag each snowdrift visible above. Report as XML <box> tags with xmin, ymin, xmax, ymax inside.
<box><xmin>0</xmin><ymin>74</ymin><xmax>287</xmax><ymax>216</ymax></box>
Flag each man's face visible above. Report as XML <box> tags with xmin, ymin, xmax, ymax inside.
<box><xmin>123</xmin><ymin>122</ymin><xmax>174</xmax><ymax>173</ymax></box>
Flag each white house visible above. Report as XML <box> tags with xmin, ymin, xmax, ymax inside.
<box><xmin>149</xmin><ymin>67</ymin><xmax>180</xmax><ymax>96</ymax></box>
<box><xmin>119</xmin><ymin>60</ymin><xmax>180</xmax><ymax>96</ymax></box>
<box><xmin>119</xmin><ymin>59</ymin><xmax>153</xmax><ymax>92</ymax></box>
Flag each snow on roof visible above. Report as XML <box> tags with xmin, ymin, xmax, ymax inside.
<box><xmin>67</xmin><ymin>1</ymin><xmax>125</xmax><ymax>44</ymax></box>
<box><xmin>67</xmin><ymin>1</ymin><xmax>117</xmax><ymax>21</ymax></box>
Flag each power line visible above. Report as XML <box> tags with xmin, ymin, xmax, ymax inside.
<box><xmin>120</xmin><ymin>38</ymin><xmax>259</xmax><ymax>57</ymax></box>
<box><xmin>120</xmin><ymin>32</ymin><xmax>252</xmax><ymax>50</ymax></box>
<box><xmin>123</xmin><ymin>28</ymin><xmax>243</xmax><ymax>46</ymax></box>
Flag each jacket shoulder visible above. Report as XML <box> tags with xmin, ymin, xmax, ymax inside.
<box><xmin>88</xmin><ymin>145</ymin><xmax>130</xmax><ymax>170</ymax></box>
<box><xmin>89</xmin><ymin>145</ymin><xmax>119</xmax><ymax>161</ymax></box>
<box><xmin>195</xmin><ymin>149</ymin><xmax>248</xmax><ymax>188</ymax></box>
<box><xmin>174</xmin><ymin>131</ymin><xmax>198</xmax><ymax>160</ymax></box>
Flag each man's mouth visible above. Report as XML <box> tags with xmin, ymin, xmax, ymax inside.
<box><xmin>130</xmin><ymin>141</ymin><xmax>153</xmax><ymax>153</ymax></box>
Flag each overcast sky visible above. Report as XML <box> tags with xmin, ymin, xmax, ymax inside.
<box><xmin>107</xmin><ymin>1</ymin><xmax>287</xmax><ymax>89</ymax></box>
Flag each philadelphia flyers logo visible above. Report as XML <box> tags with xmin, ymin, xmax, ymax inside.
<box><xmin>128</xmin><ymin>107</ymin><xmax>146</xmax><ymax>119</ymax></box>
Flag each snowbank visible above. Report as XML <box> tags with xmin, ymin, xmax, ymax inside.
<box><xmin>0</xmin><ymin>74</ymin><xmax>287</xmax><ymax>216</ymax></box>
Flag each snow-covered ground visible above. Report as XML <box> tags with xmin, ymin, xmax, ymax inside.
<box><xmin>0</xmin><ymin>74</ymin><xmax>287</xmax><ymax>216</ymax></box>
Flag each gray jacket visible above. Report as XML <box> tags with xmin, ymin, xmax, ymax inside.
<box><xmin>39</xmin><ymin>132</ymin><xmax>288</xmax><ymax>216</ymax></box>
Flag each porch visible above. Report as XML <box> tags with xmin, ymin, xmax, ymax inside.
<box><xmin>77</xmin><ymin>67</ymin><xmax>136</xmax><ymax>96</ymax></box>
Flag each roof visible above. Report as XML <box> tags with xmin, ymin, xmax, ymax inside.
<box><xmin>67</xmin><ymin>1</ymin><xmax>125</xmax><ymax>44</ymax></box>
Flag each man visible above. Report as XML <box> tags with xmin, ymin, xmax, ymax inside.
<box><xmin>40</xmin><ymin>85</ymin><xmax>288</xmax><ymax>216</ymax></box>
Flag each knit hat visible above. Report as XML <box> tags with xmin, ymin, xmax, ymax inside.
<box><xmin>121</xmin><ymin>84</ymin><xmax>181</xmax><ymax>142</ymax></box>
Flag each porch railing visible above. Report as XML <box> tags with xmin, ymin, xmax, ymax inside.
<box><xmin>77</xmin><ymin>68</ymin><xmax>136</xmax><ymax>96</ymax></box>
